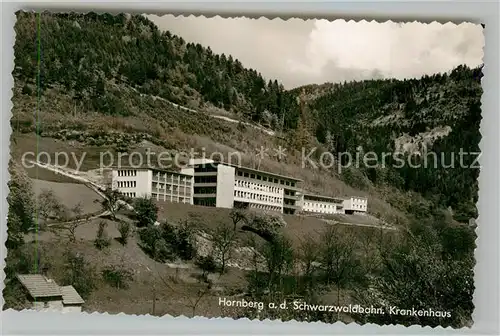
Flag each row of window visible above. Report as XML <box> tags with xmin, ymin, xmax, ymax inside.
<box><xmin>117</xmin><ymin>170</ymin><xmax>137</xmax><ymax>177</ymax></box>
<box><xmin>153</xmin><ymin>183</ymin><xmax>191</xmax><ymax>193</ymax></box>
<box><xmin>151</xmin><ymin>193</ymin><xmax>191</xmax><ymax>203</ymax></box>
<box><xmin>194</xmin><ymin>165</ymin><xmax>218</xmax><ymax>173</ymax></box>
<box><xmin>350</xmin><ymin>204</ymin><xmax>366</xmax><ymax>210</ymax></box>
<box><xmin>152</xmin><ymin>189</ymin><xmax>191</xmax><ymax>198</ymax></box>
<box><xmin>120</xmin><ymin>192</ymin><xmax>136</xmax><ymax>198</ymax></box>
<box><xmin>304</xmin><ymin>202</ymin><xmax>337</xmax><ymax>209</ymax></box>
<box><xmin>117</xmin><ymin>180</ymin><xmax>137</xmax><ymax>188</ymax></box>
<box><xmin>194</xmin><ymin>198</ymin><xmax>216</xmax><ymax>207</ymax></box>
<box><xmin>250</xmin><ymin>203</ymin><xmax>281</xmax><ymax>212</ymax></box>
<box><xmin>194</xmin><ymin>176</ymin><xmax>217</xmax><ymax>183</ymax></box>
<box><xmin>153</xmin><ymin>173</ymin><xmax>191</xmax><ymax>184</ymax></box>
<box><xmin>233</xmin><ymin>190</ymin><xmax>283</xmax><ymax>204</ymax></box>
<box><xmin>194</xmin><ymin>187</ymin><xmax>217</xmax><ymax>194</ymax></box>
<box><xmin>236</xmin><ymin>170</ymin><xmax>296</xmax><ymax>187</ymax></box>
<box><xmin>235</xmin><ymin>180</ymin><xmax>282</xmax><ymax>194</ymax></box>
<box><xmin>306</xmin><ymin>209</ymin><xmax>338</xmax><ymax>214</ymax></box>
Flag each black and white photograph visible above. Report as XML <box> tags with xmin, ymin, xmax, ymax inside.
<box><xmin>4</xmin><ymin>11</ymin><xmax>484</xmax><ymax>328</ymax></box>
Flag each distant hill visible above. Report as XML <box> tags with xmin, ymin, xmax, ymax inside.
<box><xmin>281</xmin><ymin>66</ymin><xmax>483</xmax><ymax>221</ymax></box>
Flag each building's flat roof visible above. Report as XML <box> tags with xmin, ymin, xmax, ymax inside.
<box><xmin>110</xmin><ymin>165</ymin><xmax>193</xmax><ymax>177</ymax></box>
<box><xmin>16</xmin><ymin>274</ymin><xmax>61</xmax><ymax>298</ymax></box>
<box><xmin>303</xmin><ymin>193</ymin><xmax>345</xmax><ymax>202</ymax></box>
<box><xmin>112</xmin><ymin>161</ymin><xmax>301</xmax><ymax>182</ymax></box>
<box><xmin>346</xmin><ymin>195</ymin><xmax>368</xmax><ymax>200</ymax></box>
<box><xmin>224</xmin><ymin>162</ymin><xmax>302</xmax><ymax>182</ymax></box>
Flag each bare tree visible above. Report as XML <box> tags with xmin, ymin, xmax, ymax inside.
<box><xmin>95</xmin><ymin>188</ymin><xmax>123</xmax><ymax>220</ymax></box>
<box><xmin>65</xmin><ymin>204</ymin><xmax>86</xmax><ymax>242</ymax></box>
<box><xmin>154</xmin><ymin>265</ymin><xmax>215</xmax><ymax>318</ymax></box>
<box><xmin>319</xmin><ymin>226</ymin><xmax>359</xmax><ymax>318</ymax></box>
<box><xmin>260</xmin><ymin>235</ymin><xmax>295</xmax><ymax>293</ymax></box>
<box><xmin>37</xmin><ymin>189</ymin><xmax>63</xmax><ymax>223</ymax></box>
<box><xmin>299</xmin><ymin>235</ymin><xmax>319</xmax><ymax>292</ymax></box>
<box><xmin>212</xmin><ymin>222</ymin><xmax>237</xmax><ymax>274</ymax></box>
<box><xmin>229</xmin><ymin>207</ymin><xmax>247</xmax><ymax>231</ymax></box>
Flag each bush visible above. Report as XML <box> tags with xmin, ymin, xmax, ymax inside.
<box><xmin>62</xmin><ymin>251</ymin><xmax>96</xmax><ymax>299</ymax></box>
<box><xmin>154</xmin><ymin>238</ymin><xmax>174</xmax><ymax>262</ymax></box>
<box><xmin>134</xmin><ymin>197</ymin><xmax>158</xmax><ymax>227</ymax></box>
<box><xmin>195</xmin><ymin>255</ymin><xmax>217</xmax><ymax>277</ymax></box>
<box><xmin>117</xmin><ymin>221</ymin><xmax>131</xmax><ymax>245</ymax></box>
<box><xmin>94</xmin><ymin>221</ymin><xmax>111</xmax><ymax>250</ymax></box>
<box><xmin>138</xmin><ymin>221</ymin><xmax>197</xmax><ymax>262</ymax></box>
<box><xmin>175</xmin><ymin>223</ymin><xmax>197</xmax><ymax>260</ymax></box>
<box><xmin>102</xmin><ymin>265</ymin><xmax>134</xmax><ymax>289</ymax></box>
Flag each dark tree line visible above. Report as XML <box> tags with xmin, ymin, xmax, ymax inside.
<box><xmin>13</xmin><ymin>11</ymin><xmax>286</xmax><ymax>123</ymax></box>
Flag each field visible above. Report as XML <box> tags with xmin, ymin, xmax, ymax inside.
<box><xmin>31</xmin><ymin>178</ymin><xmax>102</xmax><ymax>214</ymax></box>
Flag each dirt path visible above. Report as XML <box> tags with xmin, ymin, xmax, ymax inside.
<box><xmin>321</xmin><ymin>218</ymin><xmax>397</xmax><ymax>231</ymax></box>
<box><xmin>132</xmin><ymin>87</ymin><xmax>275</xmax><ymax>136</ymax></box>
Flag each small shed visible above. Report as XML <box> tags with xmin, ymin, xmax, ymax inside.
<box><xmin>60</xmin><ymin>285</ymin><xmax>85</xmax><ymax>313</ymax></box>
<box><xmin>16</xmin><ymin>274</ymin><xmax>63</xmax><ymax>311</ymax></box>
<box><xmin>16</xmin><ymin>274</ymin><xmax>85</xmax><ymax>312</ymax></box>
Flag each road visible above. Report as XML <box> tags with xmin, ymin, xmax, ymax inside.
<box><xmin>27</xmin><ymin>159</ymin><xmax>161</xmax><ymax>225</ymax></box>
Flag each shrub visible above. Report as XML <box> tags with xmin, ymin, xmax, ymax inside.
<box><xmin>102</xmin><ymin>265</ymin><xmax>134</xmax><ymax>289</ymax></box>
<box><xmin>94</xmin><ymin>221</ymin><xmax>111</xmax><ymax>250</ymax></box>
<box><xmin>117</xmin><ymin>221</ymin><xmax>131</xmax><ymax>245</ymax></box>
<box><xmin>195</xmin><ymin>255</ymin><xmax>217</xmax><ymax>280</ymax></box>
<box><xmin>138</xmin><ymin>221</ymin><xmax>197</xmax><ymax>262</ymax></box>
<box><xmin>134</xmin><ymin>197</ymin><xmax>158</xmax><ymax>227</ymax></box>
<box><xmin>62</xmin><ymin>251</ymin><xmax>96</xmax><ymax>299</ymax></box>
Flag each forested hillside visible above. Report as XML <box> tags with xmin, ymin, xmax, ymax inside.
<box><xmin>14</xmin><ymin>12</ymin><xmax>288</xmax><ymax>125</ymax></box>
<box><xmin>12</xmin><ymin>11</ymin><xmax>482</xmax><ymax>222</ymax></box>
<box><xmin>282</xmin><ymin>66</ymin><xmax>483</xmax><ymax>222</ymax></box>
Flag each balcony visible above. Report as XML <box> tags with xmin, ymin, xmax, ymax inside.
<box><xmin>194</xmin><ymin>182</ymin><xmax>217</xmax><ymax>187</ymax></box>
<box><xmin>283</xmin><ymin>203</ymin><xmax>301</xmax><ymax>210</ymax></box>
<box><xmin>193</xmin><ymin>193</ymin><xmax>217</xmax><ymax>198</ymax></box>
<box><xmin>283</xmin><ymin>194</ymin><xmax>300</xmax><ymax>200</ymax></box>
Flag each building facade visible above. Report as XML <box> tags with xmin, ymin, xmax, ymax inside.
<box><xmin>111</xmin><ymin>167</ymin><xmax>194</xmax><ymax>204</ymax></box>
<box><xmin>342</xmin><ymin>196</ymin><xmax>368</xmax><ymax>214</ymax></box>
<box><xmin>189</xmin><ymin>159</ymin><xmax>302</xmax><ymax>214</ymax></box>
<box><xmin>300</xmin><ymin>193</ymin><xmax>345</xmax><ymax>215</ymax></box>
<box><xmin>110</xmin><ymin>161</ymin><xmax>365</xmax><ymax>216</ymax></box>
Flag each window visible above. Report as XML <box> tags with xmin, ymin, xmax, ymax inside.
<box><xmin>250</xmin><ymin>174</ymin><xmax>255</xmax><ymax>179</ymax></box>
<box><xmin>238</xmin><ymin>171</ymin><xmax>243</xmax><ymax>176</ymax></box>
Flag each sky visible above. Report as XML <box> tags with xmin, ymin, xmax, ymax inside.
<box><xmin>148</xmin><ymin>15</ymin><xmax>484</xmax><ymax>89</ymax></box>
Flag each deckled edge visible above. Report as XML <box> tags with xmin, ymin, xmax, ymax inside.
<box><xmin>1</xmin><ymin>10</ymin><xmax>486</xmax><ymax>333</ymax></box>
<box><xmin>1</xmin><ymin>7</ymin><xmax>16</xmax><ymax>315</ymax></box>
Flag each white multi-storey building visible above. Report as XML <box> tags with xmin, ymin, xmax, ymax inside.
<box><xmin>111</xmin><ymin>166</ymin><xmax>194</xmax><ymax>204</ymax></box>
<box><xmin>300</xmin><ymin>193</ymin><xmax>345</xmax><ymax>215</ymax></box>
<box><xmin>343</xmin><ymin>196</ymin><xmax>368</xmax><ymax>214</ymax></box>
<box><xmin>189</xmin><ymin>159</ymin><xmax>302</xmax><ymax>214</ymax></box>
<box><xmin>110</xmin><ymin>160</ymin><xmax>365</xmax><ymax>216</ymax></box>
